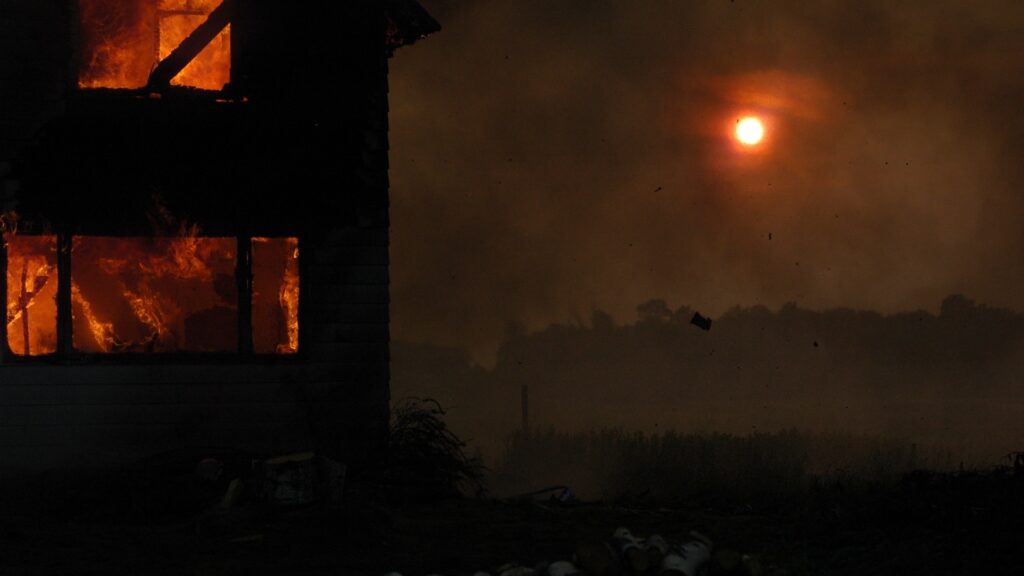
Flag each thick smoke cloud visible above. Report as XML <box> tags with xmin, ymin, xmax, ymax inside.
<box><xmin>389</xmin><ymin>0</ymin><xmax>1024</xmax><ymax>362</ymax></box>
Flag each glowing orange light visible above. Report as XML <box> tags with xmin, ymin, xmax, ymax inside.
<box><xmin>78</xmin><ymin>0</ymin><xmax>230</xmax><ymax>90</ymax></box>
<box><xmin>252</xmin><ymin>237</ymin><xmax>300</xmax><ymax>355</ymax></box>
<box><xmin>71</xmin><ymin>236</ymin><xmax>238</xmax><ymax>353</ymax></box>
<box><xmin>735</xmin><ymin>116</ymin><xmax>765</xmax><ymax>146</ymax></box>
<box><xmin>5</xmin><ymin>234</ymin><xmax>58</xmax><ymax>356</ymax></box>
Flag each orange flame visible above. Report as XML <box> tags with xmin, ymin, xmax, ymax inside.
<box><xmin>71</xmin><ymin>282</ymin><xmax>117</xmax><ymax>352</ymax></box>
<box><xmin>73</xmin><ymin>236</ymin><xmax>236</xmax><ymax>353</ymax></box>
<box><xmin>158</xmin><ymin>17</ymin><xmax>230</xmax><ymax>91</ymax></box>
<box><xmin>5</xmin><ymin>235</ymin><xmax>58</xmax><ymax>356</ymax></box>
<box><xmin>78</xmin><ymin>0</ymin><xmax>157</xmax><ymax>89</ymax></box>
<box><xmin>123</xmin><ymin>288</ymin><xmax>173</xmax><ymax>343</ymax></box>
<box><xmin>252</xmin><ymin>237</ymin><xmax>300</xmax><ymax>354</ymax></box>
<box><xmin>6</xmin><ymin>231</ymin><xmax>297</xmax><ymax>355</ymax></box>
<box><xmin>279</xmin><ymin>241</ymin><xmax>300</xmax><ymax>353</ymax></box>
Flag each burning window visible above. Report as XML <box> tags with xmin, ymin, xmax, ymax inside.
<box><xmin>3</xmin><ymin>234</ymin><xmax>298</xmax><ymax>357</ymax></box>
<box><xmin>5</xmin><ymin>235</ymin><xmax>58</xmax><ymax>356</ymax></box>
<box><xmin>253</xmin><ymin>237</ymin><xmax>300</xmax><ymax>354</ymax></box>
<box><xmin>78</xmin><ymin>0</ymin><xmax>231</xmax><ymax>90</ymax></box>
<box><xmin>72</xmin><ymin>237</ymin><xmax>238</xmax><ymax>353</ymax></box>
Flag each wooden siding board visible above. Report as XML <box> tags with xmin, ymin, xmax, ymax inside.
<box><xmin>304</xmin><ymin>342</ymin><xmax>389</xmax><ymax>362</ymax></box>
<box><xmin>74</xmin><ymin>404</ymin><xmax>184</xmax><ymax>426</ymax></box>
<box><xmin>306</xmin><ymin>264</ymin><xmax>389</xmax><ymax>285</ymax></box>
<box><xmin>313</xmin><ymin>246</ymin><xmax>389</xmax><ymax>266</ymax></box>
<box><xmin>323</xmin><ymin>229</ymin><xmax>389</xmax><ymax>247</ymax></box>
<box><xmin>311</xmin><ymin>322</ymin><xmax>390</xmax><ymax>342</ymax></box>
<box><xmin>0</xmin><ymin>404</ymin><xmax>75</xmax><ymax>426</ymax></box>
<box><xmin>2</xmin><ymin>424</ymin><xmax>78</xmax><ymax>447</ymax></box>
<box><xmin>312</xmin><ymin>302</ymin><xmax>389</xmax><ymax>323</ymax></box>
<box><xmin>0</xmin><ymin>364</ymin><xmax>316</xmax><ymax>386</ymax></box>
<box><xmin>0</xmin><ymin>385</ymin><xmax>72</xmax><ymax>406</ymax></box>
<box><xmin>70</xmin><ymin>384</ymin><xmax>179</xmax><ymax>405</ymax></box>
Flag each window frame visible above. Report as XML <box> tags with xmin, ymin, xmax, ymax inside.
<box><xmin>0</xmin><ymin>232</ymin><xmax>302</xmax><ymax>364</ymax></box>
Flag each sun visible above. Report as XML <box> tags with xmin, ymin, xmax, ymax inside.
<box><xmin>735</xmin><ymin>116</ymin><xmax>765</xmax><ymax>146</ymax></box>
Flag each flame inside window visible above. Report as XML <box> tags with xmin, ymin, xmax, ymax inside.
<box><xmin>5</xmin><ymin>235</ymin><xmax>58</xmax><ymax>356</ymax></box>
<box><xmin>3</xmin><ymin>235</ymin><xmax>299</xmax><ymax>356</ymax></box>
<box><xmin>71</xmin><ymin>237</ymin><xmax>238</xmax><ymax>353</ymax></box>
<box><xmin>79</xmin><ymin>0</ymin><xmax>230</xmax><ymax>90</ymax></box>
<box><xmin>253</xmin><ymin>237</ymin><xmax>299</xmax><ymax>354</ymax></box>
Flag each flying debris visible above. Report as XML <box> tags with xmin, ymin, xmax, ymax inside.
<box><xmin>690</xmin><ymin>312</ymin><xmax>712</xmax><ymax>331</ymax></box>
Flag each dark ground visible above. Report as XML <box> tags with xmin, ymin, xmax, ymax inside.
<box><xmin>2</xmin><ymin>466</ymin><xmax>1024</xmax><ymax>576</ymax></box>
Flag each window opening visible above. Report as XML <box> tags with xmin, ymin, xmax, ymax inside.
<box><xmin>78</xmin><ymin>0</ymin><xmax>231</xmax><ymax>90</ymax></box>
<box><xmin>5</xmin><ymin>234</ymin><xmax>59</xmax><ymax>356</ymax></box>
<box><xmin>252</xmin><ymin>237</ymin><xmax>299</xmax><ymax>354</ymax></box>
<box><xmin>71</xmin><ymin>236</ymin><xmax>237</xmax><ymax>353</ymax></box>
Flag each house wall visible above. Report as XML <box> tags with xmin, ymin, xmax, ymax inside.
<box><xmin>0</xmin><ymin>0</ymin><xmax>68</xmax><ymax>191</ymax></box>
<box><xmin>0</xmin><ymin>0</ymin><xmax>394</xmax><ymax>478</ymax></box>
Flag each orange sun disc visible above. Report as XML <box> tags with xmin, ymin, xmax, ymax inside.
<box><xmin>736</xmin><ymin>117</ymin><xmax>765</xmax><ymax>145</ymax></box>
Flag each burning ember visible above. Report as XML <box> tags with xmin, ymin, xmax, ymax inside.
<box><xmin>78</xmin><ymin>0</ymin><xmax>230</xmax><ymax>90</ymax></box>
<box><xmin>5</xmin><ymin>235</ymin><xmax>58</xmax><ymax>356</ymax></box>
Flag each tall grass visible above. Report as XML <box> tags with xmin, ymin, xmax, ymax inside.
<box><xmin>491</xmin><ymin>428</ymin><xmax>955</xmax><ymax>503</ymax></box>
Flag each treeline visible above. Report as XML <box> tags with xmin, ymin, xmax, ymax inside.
<box><xmin>392</xmin><ymin>295</ymin><xmax>1024</xmax><ymax>463</ymax></box>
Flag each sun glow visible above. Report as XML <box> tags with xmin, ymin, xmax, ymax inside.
<box><xmin>735</xmin><ymin>116</ymin><xmax>765</xmax><ymax>146</ymax></box>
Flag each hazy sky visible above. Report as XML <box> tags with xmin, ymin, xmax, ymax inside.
<box><xmin>389</xmin><ymin>0</ymin><xmax>1024</xmax><ymax>362</ymax></box>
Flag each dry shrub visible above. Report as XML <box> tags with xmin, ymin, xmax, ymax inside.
<box><xmin>381</xmin><ymin>397</ymin><xmax>487</xmax><ymax>501</ymax></box>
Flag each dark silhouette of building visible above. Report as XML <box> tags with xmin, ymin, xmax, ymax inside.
<box><xmin>0</xmin><ymin>0</ymin><xmax>438</xmax><ymax>476</ymax></box>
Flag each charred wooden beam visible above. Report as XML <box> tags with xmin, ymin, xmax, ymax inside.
<box><xmin>146</xmin><ymin>0</ymin><xmax>234</xmax><ymax>90</ymax></box>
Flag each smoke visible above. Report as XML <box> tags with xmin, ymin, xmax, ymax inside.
<box><xmin>389</xmin><ymin>0</ymin><xmax>1024</xmax><ymax>362</ymax></box>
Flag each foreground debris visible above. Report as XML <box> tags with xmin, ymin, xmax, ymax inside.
<box><xmin>387</xmin><ymin>525</ymin><xmax>767</xmax><ymax>576</ymax></box>
<box><xmin>192</xmin><ymin>450</ymin><xmax>347</xmax><ymax>510</ymax></box>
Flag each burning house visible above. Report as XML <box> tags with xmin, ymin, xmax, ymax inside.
<box><xmin>0</xmin><ymin>0</ymin><xmax>438</xmax><ymax>476</ymax></box>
